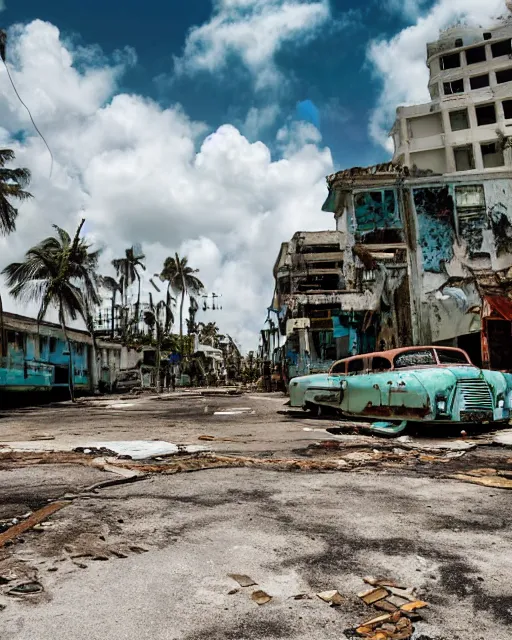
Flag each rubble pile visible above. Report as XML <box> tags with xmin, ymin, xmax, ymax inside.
<box><xmin>348</xmin><ymin>578</ymin><xmax>429</xmax><ymax>640</ymax></box>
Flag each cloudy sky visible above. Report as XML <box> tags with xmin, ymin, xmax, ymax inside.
<box><xmin>0</xmin><ymin>0</ymin><xmax>506</xmax><ymax>349</ymax></box>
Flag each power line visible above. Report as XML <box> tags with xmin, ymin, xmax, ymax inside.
<box><xmin>1</xmin><ymin>31</ymin><xmax>54</xmax><ymax>178</ymax></box>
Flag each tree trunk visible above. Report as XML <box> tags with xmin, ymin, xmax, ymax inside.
<box><xmin>60</xmin><ymin>315</ymin><xmax>75</xmax><ymax>403</ymax></box>
<box><xmin>155</xmin><ymin>342</ymin><xmax>161</xmax><ymax>393</ymax></box>
<box><xmin>136</xmin><ymin>272</ymin><xmax>141</xmax><ymax>336</ymax></box>
<box><xmin>179</xmin><ymin>289</ymin><xmax>185</xmax><ymax>352</ymax></box>
<box><xmin>111</xmin><ymin>290</ymin><xmax>116</xmax><ymax>340</ymax></box>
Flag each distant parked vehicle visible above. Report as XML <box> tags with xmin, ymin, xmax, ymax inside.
<box><xmin>289</xmin><ymin>346</ymin><xmax>512</xmax><ymax>425</ymax></box>
<box><xmin>113</xmin><ymin>370</ymin><xmax>141</xmax><ymax>393</ymax></box>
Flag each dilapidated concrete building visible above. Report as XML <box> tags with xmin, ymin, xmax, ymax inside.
<box><xmin>272</xmin><ymin>17</ymin><xmax>512</xmax><ymax>379</ymax></box>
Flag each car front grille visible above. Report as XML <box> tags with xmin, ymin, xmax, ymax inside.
<box><xmin>456</xmin><ymin>378</ymin><xmax>493</xmax><ymax>411</ymax></box>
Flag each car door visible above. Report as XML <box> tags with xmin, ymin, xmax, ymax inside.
<box><xmin>310</xmin><ymin>361</ymin><xmax>346</xmax><ymax>408</ymax></box>
<box><xmin>345</xmin><ymin>357</ymin><xmax>379</xmax><ymax>415</ymax></box>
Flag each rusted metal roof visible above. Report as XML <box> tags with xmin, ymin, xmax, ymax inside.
<box><xmin>483</xmin><ymin>295</ymin><xmax>512</xmax><ymax>320</ymax></box>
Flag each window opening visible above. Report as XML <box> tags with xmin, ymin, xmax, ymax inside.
<box><xmin>466</xmin><ymin>45</ymin><xmax>486</xmax><ymax>65</ymax></box>
<box><xmin>449</xmin><ymin>109</ymin><xmax>469</xmax><ymax>131</ymax></box>
<box><xmin>491</xmin><ymin>39</ymin><xmax>512</xmax><ymax>58</ymax></box>
<box><xmin>470</xmin><ymin>73</ymin><xmax>490</xmax><ymax>90</ymax></box>
<box><xmin>443</xmin><ymin>79</ymin><xmax>464</xmax><ymax>95</ymax></box>
<box><xmin>496</xmin><ymin>68</ymin><xmax>512</xmax><ymax>84</ymax></box>
<box><xmin>476</xmin><ymin>104</ymin><xmax>496</xmax><ymax>126</ymax></box>
<box><xmin>441</xmin><ymin>53</ymin><xmax>461</xmax><ymax>70</ymax></box>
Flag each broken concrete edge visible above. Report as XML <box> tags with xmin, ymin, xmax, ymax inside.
<box><xmin>83</xmin><ymin>473</ymin><xmax>150</xmax><ymax>493</ymax></box>
<box><xmin>447</xmin><ymin>473</ymin><xmax>512</xmax><ymax>490</ymax></box>
<box><xmin>0</xmin><ymin>502</ymin><xmax>70</xmax><ymax>549</ymax></box>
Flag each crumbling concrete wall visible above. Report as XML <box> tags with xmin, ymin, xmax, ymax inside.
<box><xmin>414</xmin><ymin>178</ymin><xmax>512</xmax><ymax>345</ymax></box>
<box><xmin>413</xmin><ymin>186</ymin><xmax>455</xmax><ymax>273</ymax></box>
<box><xmin>485</xmin><ymin>179</ymin><xmax>512</xmax><ymax>267</ymax></box>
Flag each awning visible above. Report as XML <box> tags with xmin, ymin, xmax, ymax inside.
<box><xmin>483</xmin><ymin>296</ymin><xmax>512</xmax><ymax>321</ymax></box>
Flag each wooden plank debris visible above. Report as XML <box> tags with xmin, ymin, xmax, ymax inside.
<box><xmin>0</xmin><ymin>501</ymin><xmax>69</xmax><ymax>548</ymax></box>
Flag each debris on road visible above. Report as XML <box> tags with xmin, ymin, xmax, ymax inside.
<box><xmin>316</xmin><ymin>590</ymin><xmax>344</xmax><ymax>606</ymax></box>
<box><xmin>251</xmin><ymin>589</ymin><xmax>272</xmax><ymax>605</ymax></box>
<box><xmin>0</xmin><ymin>502</ymin><xmax>69</xmax><ymax>549</ymax></box>
<box><xmin>7</xmin><ymin>581</ymin><xmax>43</xmax><ymax>596</ymax></box>
<box><xmin>85</xmin><ymin>441</ymin><xmax>209</xmax><ymax>460</ymax></box>
<box><xmin>228</xmin><ymin>574</ymin><xmax>257</xmax><ymax>587</ymax></box>
<box><xmin>358</xmin><ymin>586</ymin><xmax>390</xmax><ymax>605</ymax></box>
<box><xmin>351</xmin><ymin>579</ymin><xmax>428</xmax><ymax>639</ymax></box>
<box><xmin>493</xmin><ymin>429</ymin><xmax>512</xmax><ymax>446</ymax></box>
<box><xmin>448</xmin><ymin>472</ymin><xmax>512</xmax><ymax>490</ymax></box>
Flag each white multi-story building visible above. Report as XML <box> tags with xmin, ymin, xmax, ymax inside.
<box><xmin>392</xmin><ymin>19</ymin><xmax>512</xmax><ymax>174</ymax></box>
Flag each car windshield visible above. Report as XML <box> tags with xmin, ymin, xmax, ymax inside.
<box><xmin>393</xmin><ymin>349</ymin><xmax>436</xmax><ymax>368</ymax></box>
<box><xmin>436</xmin><ymin>349</ymin><xmax>470</xmax><ymax>365</ymax></box>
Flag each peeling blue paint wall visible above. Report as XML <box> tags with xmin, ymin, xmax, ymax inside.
<box><xmin>413</xmin><ymin>186</ymin><xmax>455</xmax><ymax>273</ymax></box>
<box><xmin>1</xmin><ymin>329</ymin><xmax>90</xmax><ymax>393</ymax></box>
<box><xmin>353</xmin><ymin>190</ymin><xmax>402</xmax><ymax>235</ymax></box>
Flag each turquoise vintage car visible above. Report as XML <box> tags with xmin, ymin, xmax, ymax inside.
<box><xmin>289</xmin><ymin>346</ymin><xmax>512</xmax><ymax>425</ymax></box>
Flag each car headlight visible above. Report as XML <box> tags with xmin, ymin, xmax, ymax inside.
<box><xmin>436</xmin><ymin>399</ymin><xmax>447</xmax><ymax>413</ymax></box>
<box><xmin>498</xmin><ymin>399</ymin><xmax>505</xmax><ymax>408</ymax></box>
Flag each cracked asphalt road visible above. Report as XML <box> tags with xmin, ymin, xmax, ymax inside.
<box><xmin>1</xmin><ymin>392</ymin><xmax>511</xmax><ymax>638</ymax></box>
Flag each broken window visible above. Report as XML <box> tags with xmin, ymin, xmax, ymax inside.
<box><xmin>371</xmin><ymin>356</ymin><xmax>392</xmax><ymax>372</ymax></box>
<box><xmin>49</xmin><ymin>337</ymin><xmax>57</xmax><ymax>353</ymax></box>
<box><xmin>481</xmin><ymin>141</ymin><xmax>504</xmax><ymax>168</ymax></box>
<box><xmin>331</xmin><ymin>361</ymin><xmax>346</xmax><ymax>374</ymax></box>
<box><xmin>503</xmin><ymin>99</ymin><xmax>512</xmax><ymax>119</ymax></box>
<box><xmin>476</xmin><ymin>103</ymin><xmax>497</xmax><ymax>126</ymax></box>
<box><xmin>394</xmin><ymin>350</ymin><xmax>436</xmax><ymax>368</ymax></box>
<box><xmin>455</xmin><ymin>185</ymin><xmax>486</xmax><ymax>212</ymax></box>
<box><xmin>483</xmin><ymin>32</ymin><xmax>492</xmax><ymax>41</ymax></box>
<box><xmin>466</xmin><ymin>45</ymin><xmax>486</xmax><ymax>65</ymax></box>
<box><xmin>347</xmin><ymin>358</ymin><xmax>364</xmax><ymax>375</ymax></box>
<box><xmin>454</xmin><ymin>145</ymin><xmax>476</xmax><ymax>171</ymax></box>
<box><xmin>443</xmin><ymin>79</ymin><xmax>464</xmax><ymax>95</ymax></box>
<box><xmin>470</xmin><ymin>73</ymin><xmax>490</xmax><ymax>90</ymax></box>
<box><xmin>449</xmin><ymin>109</ymin><xmax>469</xmax><ymax>131</ymax></box>
<box><xmin>496</xmin><ymin>68</ymin><xmax>512</xmax><ymax>84</ymax></box>
<box><xmin>436</xmin><ymin>349</ymin><xmax>470</xmax><ymax>365</ymax></box>
<box><xmin>455</xmin><ymin>38</ymin><xmax>463</xmax><ymax>48</ymax></box>
<box><xmin>491</xmin><ymin>39</ymin><xmax>512</xmax><ymax>58</ymax></box>
<box><xmin>353</xmin><ymin>190</ymin><xmax>402</xmax><ymax>239</ymax></box>
<box><xmin>441</xmin><ymin>52</ymin><xmax>461</xmax><ymax>70</ymax></box>
<box><xmin>455</xmin><ymin>185</ymin><xmax>488</xmax><ymax>258</ymax></box>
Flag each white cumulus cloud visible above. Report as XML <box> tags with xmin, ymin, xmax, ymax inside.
<box><xmin>0</xmin><ymin>20</ymin><xmax>334</xmax><ymax>350</ymax></box>
<box><xmin>384</xmin><ymin>0</ymin><xmax>429</xmax><ymax>20</ymax></box>
<box><xmin>174</xmin><ymin>0</ymin><xmax>331</xmax><ymax>89</ymax></box>
<box><xmin>368</xmin><ymin>0</ymin><xmax>505</xmax><ymax>151</ymax></box>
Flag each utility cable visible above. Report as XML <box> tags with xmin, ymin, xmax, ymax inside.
<box><xmin>1</xmin><ymin>47</ymin><xmax>54</xmax><ymax>178</ymax></box>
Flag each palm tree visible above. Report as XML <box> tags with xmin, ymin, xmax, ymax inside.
<box><xmin>198</xmin><ymin>321</ymin><xmax>220</xmax><ymax>347</ymax></box>
<box><xmin>112</xmin><ymin>246</ymin><xmax>146</xmax><ymax>336</ymax></box>
<box><xmin>100</xmin><ymin>276</ymin><xmax>122</xmax><ymax>340</ymax></box>
<box><xmin>2</xmin><ymin>219</ymin><xmax>101</xmax><ymax>401</ymax></box>
<box><xmin>186</xmin><ymin>296</ymin><xmax>199</xmax><ymax>335</ymax></box>
<box><xmin>143</xmin><ymin>293</ymin><xmax>174</xmax><ymax>392</ymax></box>
<box><xmin>0</xmin><ymin>149</ymin><xmax>32</xmax><ymax>357</ymax></box>
<box><xmin>157</xmin><ymin>253</ymin><xmax>204</xmax><ymax>351</ymax></box>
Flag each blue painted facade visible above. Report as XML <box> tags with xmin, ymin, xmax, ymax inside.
<box><xmin>353</xmin><ymin>189</ymin><xmax>402</xmax><ymax>237</ymax></box>
<box><xmin>0</xmin><ymin>314</ymin><xmax>91</xmax><ymax>395</ymax></box>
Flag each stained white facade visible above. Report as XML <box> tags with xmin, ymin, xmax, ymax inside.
<box><xmin>392</xmin><ymin>20</ymin><xmax>512</xmax><ymax>175</ymax></box>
